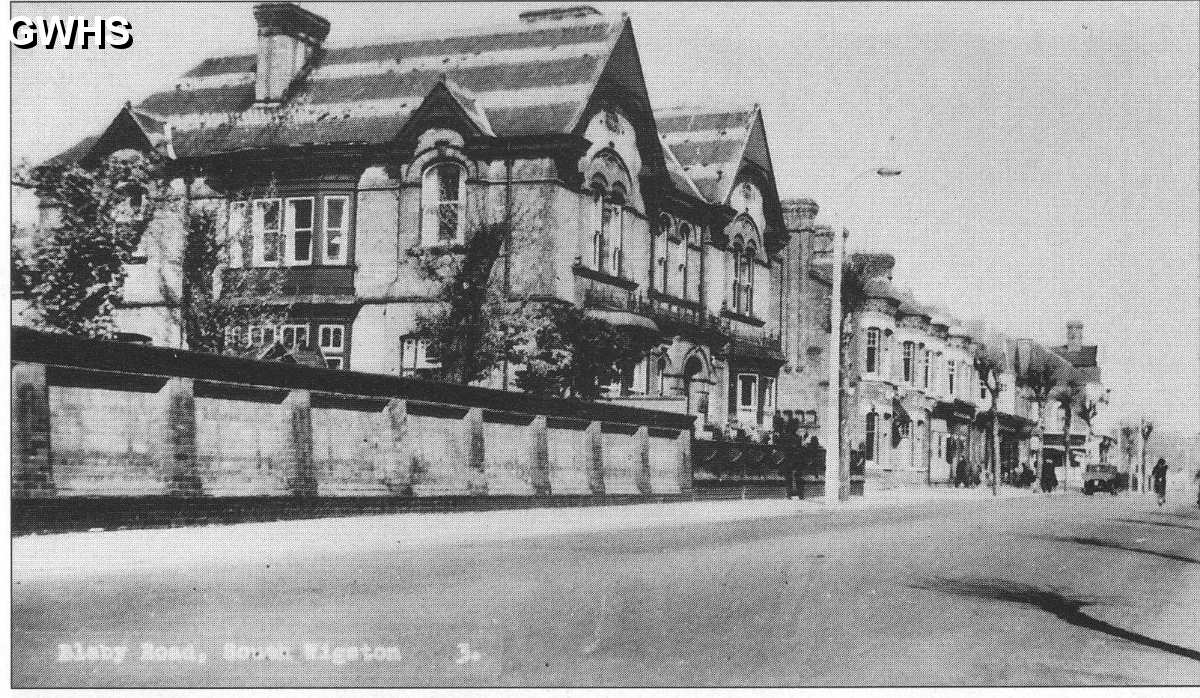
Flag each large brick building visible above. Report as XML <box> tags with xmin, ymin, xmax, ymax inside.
<box><xmin>28</xmin><ymin>3</ymin><xmax>817</xmax><ymax>438</ymax></box>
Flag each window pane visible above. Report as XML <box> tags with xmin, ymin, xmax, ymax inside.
<box><xmin>739</xmin><ymin>375</ymin><xmax>756</xmax><ymax>407</ymax></box>
<box><xmin>437</xmin><ymin>166</ymin><xmax>460</xmax><ymax>202</ymax></box>
<box><xmin>325</xmin><ymin>197</ymin><xmax>345</xmax><ymax>230</ymax></box>
<box><xmin>289</xmin><ymin>199</ymin><xmax>313</xmax><ymax>229</ymax></box>
<box><xmin>438</xmin><ymin>203</ymin><xmax>458</xmax><ymax>241</ymax></box>
<box><xmin>326</xmin><ymin>230</ymin><xmax>342</xmax><ymax>261</ymax></box>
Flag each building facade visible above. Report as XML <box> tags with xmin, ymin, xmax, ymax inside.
<box><xmin>28</xmin><ymin>3</ymin><xmax>805</xmax><ymax>438</ymax></box>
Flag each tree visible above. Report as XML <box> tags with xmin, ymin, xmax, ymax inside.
<box><xmin>974</xmin><ymin>343</ymin><xmax>1006</xmax><ymax>496</ymax></box>
<box><xmin>506</xmin><ymin>302</ymin><xmax>658</xmax><ymax>400</ymax></box>
<box><xmin>835</xmin><ymin>254</ymin><xmax>875</xmax><ymax>494</ymax></box>
<box><xmin>412</xmin><ymin>171</ymin><xmax>648</xmax><ymax>394</ymax></box>
<box><xmin>1051</xmin><ymin>371</ymin><xmax>1087</xmax><ymax>491</ymax></box>
<box><xmin>174</xmin><ymin>205</ymin><xmax>289</xmax><ymax>354</ymax></box>
<box><xmin>1076</xmin><ymin>390</ymin><xmax>1108</xmax><ymax>463</ymax></box>
<box><xmin>23</xmin><ymin>151</ymin><xmax>165</xmax><ymax>338</ymax></box>
<box><xmin>1022</xmin><ymin>348</ymin><xmax>1061</xmax><ymax>484</ymax></box>
<box><xmin>1119</xmin><ymin>423</ymin><xmax>1139</xmax><ymax>490</ymax></box>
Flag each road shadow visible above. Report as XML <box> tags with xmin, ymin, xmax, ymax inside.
<box><xmin>1114</xmin><ymin>518</ymin><xmax>1200</xmax><ymax>533</ymax></box>
<box><xmin>909</xmin><ymin>577</ymin><xmax>1200</xmax><ymax>662</ymax></box>
<box><xmin>1037</xmin><ymin>535</ymin><xmax>1199</xmax><ymax>565</ymax></box>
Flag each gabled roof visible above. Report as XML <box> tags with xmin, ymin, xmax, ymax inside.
<box><xmin>656</xmin><ymin>105</ymin><xmax>759</xmax><ymax>205</ymax></box>
<box><xmin>48</xmin><ymin>11</ymin><xmax>629</xmax><ymax>163</ymax></box>
<box><xmin>43</xmin><ymin>104</ymin><xmax>172</xmax><ymax>169</ymax></box>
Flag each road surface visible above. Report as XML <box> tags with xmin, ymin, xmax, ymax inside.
<box><xmin>12</xmin><ymin>492</ymin><xmax>1200</xmax><ymax>687</ymax></box>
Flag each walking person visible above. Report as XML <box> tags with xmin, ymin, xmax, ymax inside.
<box><xmin>1151</xmin><ymin>457</ymin><xmax>1168</xmax><ymax>507</ymax></box>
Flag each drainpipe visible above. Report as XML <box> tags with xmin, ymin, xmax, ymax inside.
<box><xmin>501</xmin><ymin>148</ymin><xmax>514</xmax><ymax>391</ymax></box>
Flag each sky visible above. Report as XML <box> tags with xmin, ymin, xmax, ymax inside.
<box><xmin>8</xmin><ymin>1</ymin><xmax>1199</xmax><ymax>431</ymax></box>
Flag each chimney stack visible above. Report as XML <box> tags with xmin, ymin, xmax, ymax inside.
<box><xmin>253</xmin><ymin>2</ymin><xmax>330</xmax><ymax>103</ymax></box>
<box><xmin>1066</xmin><ymin>321</ymin><xmax>1083</xmax><ymax>353</ymax></box>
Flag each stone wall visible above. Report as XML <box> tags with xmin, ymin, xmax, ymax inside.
<box><xmin>11</xmin><ymin>328</ymin><xmax>695</xmax><ymax>501</ymax></box>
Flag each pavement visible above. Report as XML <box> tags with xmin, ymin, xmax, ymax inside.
<box><xmin>12</xmin><ymin>486</ymin><xmax>1200</xmax><ymax>687</ymax></box>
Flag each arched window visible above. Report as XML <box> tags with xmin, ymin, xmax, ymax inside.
<box><xmin>421</xmin><ymin>163</ymin><xmax>466</xmax><ymax>245</ymax></box>
<box><xmin>742</xmin><ymin>239</ymin><xmax>756</xmax><ymax>314</ymax></box>
<box><xmin>731</xmin><ymin>235</ymin><xmax>745</xmax><ymax>312</ymax></box>
<box><xmin>583</xmin><ymin>151</ymin><xmax>632</xmax><ymax>278</ymax></box>
<box><xmin>865</xmin><ymin>327</ymin><xmax>882</xmax><ymax>374</ymax></box>
<box><xmin>606</xmin><ymin>183</ymin><xmax>626</xmax><ymax>276</ymax></box>
<box><xmin>657</xmin><ymin>355</ymin><xmax>669</xmax><ymax>394</ymax></box>
<box><xmin>677</xmin><ymin>222</ymin><xmax>692</xmax><ymax>299</ymax></box>
<box><xmin>589</xmin><ymin>174</ymin><xmax>608</xmax><ymax>272</ymax></box>
<box><xmin>655</xmin><ymin>214</ymin><xmax>672</xmax><ymax>292</ymax></box>
<box><xmin>902</xmin><ymin>341</ymin><xmax>916</xmax><ymax>383</ymax></box>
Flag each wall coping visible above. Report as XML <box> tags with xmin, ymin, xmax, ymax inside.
<box><xmin>12</xmin><ymin>328</ymin><xmax>696</xmax><ymax>431</ymax></box>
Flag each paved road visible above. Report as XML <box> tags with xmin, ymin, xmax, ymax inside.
<box><xmin>12</xmin><ymin>492</ymin><xmax>1200</xmax><ymax>687</ymax></box>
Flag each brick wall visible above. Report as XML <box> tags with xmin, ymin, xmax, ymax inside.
<box><xmin>12</xmin><ymin>328</ymin><xmax>695</xmax><ymax>502</ymax></box>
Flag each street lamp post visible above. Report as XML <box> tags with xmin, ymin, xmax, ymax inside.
<box><xmin>824</xmin><ymin>167</ymin><xmax>902</xmax><ymax>504</ymax></box>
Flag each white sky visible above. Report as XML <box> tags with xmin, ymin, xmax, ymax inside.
<box><xmin>8</xmin><ymin>1</ymin><xmax>1199</xmax><ymax>431</ymax></box>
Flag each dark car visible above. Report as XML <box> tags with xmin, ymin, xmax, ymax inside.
<box><xmin>1082</xmin><ymin>464</ymin><xmax>1126</xmax><ymax>495</ymax></box>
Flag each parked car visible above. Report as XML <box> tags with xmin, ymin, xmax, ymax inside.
<box><xmin>1082</xmin><ymin>464</ymin><xmax>1126</xmax><ymax>495</ymax></box>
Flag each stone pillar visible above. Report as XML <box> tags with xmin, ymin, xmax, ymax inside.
<box><xmin>11</xmin><ymin>362</ymin><xmax>55</xmax><ymax>498</ymax></box>
<box><xmin>466</xmin><ymin>407</ymin><xmax>487</xmax><ymax>496</ymax></box>
<box><xmin>586</xmin><ymin>421</ymin><xmax>605</xmax><ymax>495</ymax></box>
<box><xmin>164</xmin><ymin>377</ymin><xmax>203</xmax><ymax>496</ymax></box>
<box><xmin>677</xmin><ymin>428</ymin><xmax>693</xmax><ymax>492</ymax></box>
<box><xmin>529</xmin><ymin>415</ymin><xmax>551</xmax><ymax>496</ymax></box>
<box><xmin>634</xmin><ymin>426</ymin><xmax>652</xmax><ymax>494</ymax></box>
<box><xmin>385</xmin><ymin>399</ymin><xmax>413</xmax><ymax>495</ymax></box>
<box><xmin>284</xmin><ymin>389</ymin><xmax>317</xmax><ymax>497</ymax></box>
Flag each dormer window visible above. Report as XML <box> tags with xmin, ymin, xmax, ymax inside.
<box><xmin>422</xmin><ymin>162</ymin><xmax>466</xmax><ymax>246</ymax></box>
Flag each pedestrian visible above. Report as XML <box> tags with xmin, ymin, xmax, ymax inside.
<box><xmin>1041</xmin><ymin>460</ymin><xmax>1058</xmax><ymax>493</ymax></box>
<box><xmin>955</xmin><ymin>456</ymin><xmax>969</xmax><ymax>488</ymax></box>
<box><xmin>772</xmin><ymin>410</ymin><xmax>787</xmax><ymax>442</ymax></box>
<box><xmin>1151</xmin><ymin>457</ymin><xmax>1168</xmax><ymax>506</ymax></box>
